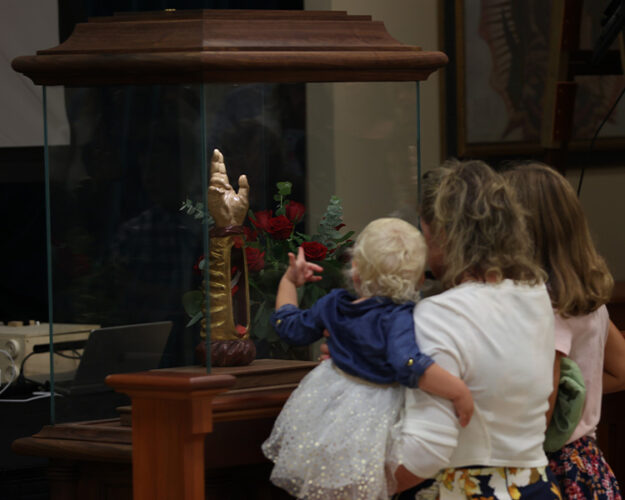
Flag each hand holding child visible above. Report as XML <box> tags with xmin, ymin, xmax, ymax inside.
<box><xmin>451</xmin><ymin>384</ymin><xmax>474</xmax><ymax>427</ymax></box>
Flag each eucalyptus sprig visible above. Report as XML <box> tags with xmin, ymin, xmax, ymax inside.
<box><xmin>180</xmin><ymin>199</ymin><xmax>215</xmax><ymax>227</ymax></box>
<box><xmin>315</xmin><ymin>195</ymin><xmax>355</xmax><ymax>250</ymax></box>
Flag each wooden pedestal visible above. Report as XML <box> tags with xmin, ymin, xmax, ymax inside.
<box><xmin>106</xmin><ymin>371</ymin><xmax>235</xmax><ymax>500</ymax></box>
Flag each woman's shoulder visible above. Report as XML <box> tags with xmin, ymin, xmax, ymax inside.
<box><xmin>414</xmin><ymin>280</ymin><xmax>552</xmax><ymax>339</ymax></box>
<box><xmin>419</xmin><ymin>280</ymin><xmax>548</xmax><ymax>306</ymax></box>
<box><xmin>415</xmin><ymin>281</ymin><xmax>486</xmax><ymax>313</ymax></box>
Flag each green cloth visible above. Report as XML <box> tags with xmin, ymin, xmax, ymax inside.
<box><xmin>544</xmin><ymin>357</ymin><xmax>586</xmax><ymax>452</ymax></box>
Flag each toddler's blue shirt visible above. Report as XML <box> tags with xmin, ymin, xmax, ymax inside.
<box><xmin>270</xmin><ymin>289</ymin><xmax>433</xmax><ymax>387</ymax></box>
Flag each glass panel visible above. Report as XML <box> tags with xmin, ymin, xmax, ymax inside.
<box><xmin>200</xmin><ymin>82</ymin><xmax>420</xmax><ymax>362</ymax></box>
<box><xmin>42</xmin><ymin>84</ymin><xmax>206</xmax><ymax>423</ymax></box>
<box><xmin>200</xmin><ymin>83</ymin><xmax>310</xmax><ymax>363</ymax></box>
<box><xmin>38</xmin><ymin>80</ymin><xmax>421</xmax><ymax>423</ymax></box>
<box><xmin>306</xmin><ymin>82</ymin><xmax>420</xmax><ymax>230</ymax></box>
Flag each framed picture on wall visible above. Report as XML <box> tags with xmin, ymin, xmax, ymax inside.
<box><xmin>443</xmin><ymin>0</ymin><xmax>625</xmax><ymax>158</ymax></box>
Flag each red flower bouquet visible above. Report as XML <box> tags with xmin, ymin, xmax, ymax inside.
<box><xmin>243</xmin><ymin>181</ymin><xmax>354</xmax><ymax>358</ymax></box>
<box><xmin>182</xmin><ymin>181</ymin><xmax>353</xmax><ymax>359</ymax></box>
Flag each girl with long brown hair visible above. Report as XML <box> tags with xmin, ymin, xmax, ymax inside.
<box><xmin>504</xmin><ymin>162</ymin><xmax>624</xmax><ymax>500</ymax></box>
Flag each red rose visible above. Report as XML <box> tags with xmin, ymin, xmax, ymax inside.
<box><xmin>232</xmin><ymin>236</ymin><xmax>244</xmax><ymax>248</ymax></box>
<box><xmin>335</xmin><ymin>223</ymin><xmax>345</xmax><ymax>230</ymax></box>
<box><xmin>251</xmin><ymin>210</ymin><xmax>272</xmax><ymax>232</ymax></box>
<box><xmin>285</xmin><ymin>200</ymin><xmax>305</xmax><ymax>223</ymax></box>
<box><xmin>266</xmin><ymin>215</ymin><xmax>294</xmax><ymax>240</ymax></box>
<box><xmin>243</xmin><ymin>226</ymin><xmax>257</xmax><ymax>242</ymax></box>
<box><xmin>302</xmin><ymin>241</ymin><xmax>328</xmax><ymax>261</ymax></box>
<box><xmin>245</xmin><ymin>247</ymin><xmax>266</xmax><ymax>271</ymax></box>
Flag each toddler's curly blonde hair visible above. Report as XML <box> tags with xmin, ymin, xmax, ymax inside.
<box><xmin>349</xmin><ymin>218</ymin><xmax>426</xmax><ymax>303</ymax></box>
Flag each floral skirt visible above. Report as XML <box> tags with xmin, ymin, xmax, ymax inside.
<box><xmin>394</xmin><ymin>466</ymin><xmax>562</xmax><ymax>500</ymax></box>
<box><xmin>547</xmin><ymin>435</ymin><xmax>621</xmax><ymax>500</ymax></box>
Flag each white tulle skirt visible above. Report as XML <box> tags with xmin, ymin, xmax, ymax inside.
<box><xmin>262</xmin><ymin>359</ymin><xmax>404</xmax><ymax>500</ymax></box>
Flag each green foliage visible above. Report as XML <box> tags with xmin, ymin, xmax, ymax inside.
<box><xmin>276</xmin><ymin>182</ymin><xmax>292</xmax><ymax>195</ymax></box>
<box><xmin>314</xmin><ymin>195</ymin><xmax>355</xmax><ymax>250</ymax></box>
<box><xmin>181</xmin><ymin>290</ymin><xmax>203</xmax><ymax>327</ymax></box>
<box><xmin>179</xmin><ymin>199</ymin><xmax>215</xmax><ymax>228</ymax></box>
<box><xmin>273</xmin><ymin>181</ymin><xmax>292</xmax><ymax>216</ymax></box>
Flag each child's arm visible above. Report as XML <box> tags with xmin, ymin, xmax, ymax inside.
<box><xmin>603</xmin><ymin>320</ymin><xmax>625</xmax><ymax>393</ymax></box>
<box><xmin>275</xmin><ymin>246</ymin><xmax>323</xmax><ymax>309</ymax></box>
<box><xmin>418</xmin><ymin>363</ymin><xmax>474</xmax><ymax>427</ymax></box>
<box><xmin>387</xmin><ymin>310</ymin><xmax>474</xmax><ymax>426</ymax></box>
<box><xmin>271</xmin><ymin>247</ymin><xmax>326</xmax><ymax>346</ymax></box>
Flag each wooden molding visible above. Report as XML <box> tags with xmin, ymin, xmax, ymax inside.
<box><xmin>11</xmin><ymin>9</ymin><xmax>447</xmax><ymax>85</ymax></box>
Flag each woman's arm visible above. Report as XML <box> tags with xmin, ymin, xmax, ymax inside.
<box><xmin>393</xmin><ymin>386</ymin><xmax>460</xmax><ymax>485</ymax></box>
<box><xmin>391</xmin><ymin>299</ymin><xmax>467</xmax><ymax>484</ymax></box>
<box><xmin>545</xmin><ymin>351</ymin><xmax>563</xmax><ymax>425</ymax></box>
<box><xmin>394</xmin><ymin>465</ymin><xmax>426</xmax><ymax>493</ymax></box>
<box><xmin>603</xmin><ymin>321</ymin><xmax>625</xmax><ymax>393</ymax></box>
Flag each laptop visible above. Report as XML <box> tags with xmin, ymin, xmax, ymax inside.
<box><xmin>54</xmin><ymin>321</ymin><xmax>173</xmax><ymax>396</ymax></box>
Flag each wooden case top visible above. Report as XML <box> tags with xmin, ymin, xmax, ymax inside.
<box><xmin>12</xmin><ymin>9</ymin><xmax>448</xmax><ymax>85</ymax></box>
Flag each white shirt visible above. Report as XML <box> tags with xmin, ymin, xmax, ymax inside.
<box><xmin>554</xmin><ymin>305</ymin><xmax>609</xmax><ymax>443</ymax></box>
<box><xmin>397</xmin><ymin>280</ymin><xmax>555</xmax><ymax>478</ymax></box>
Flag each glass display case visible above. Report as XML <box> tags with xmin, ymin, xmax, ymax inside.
<box><xmin>11</xmin><ymin>9</ymin><xmax>447</xmax><ymax>425</ymax></box>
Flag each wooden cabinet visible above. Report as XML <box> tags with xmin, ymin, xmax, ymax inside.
<box><xmin>13</xmin><ymin>360</ymin><xmax>316</xmax><ymax>499</ymax></box>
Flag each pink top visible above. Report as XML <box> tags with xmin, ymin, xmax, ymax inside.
<box><xmin>554</xmin><ymin>305</ymin><xmax>610</xmax><ymax>443</ymax></box>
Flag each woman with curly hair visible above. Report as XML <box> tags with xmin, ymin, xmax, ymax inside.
<box><xmin>393</xmin><ymin>160</ymin><xmax>561</xmax><ymax>499</ymax></box>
